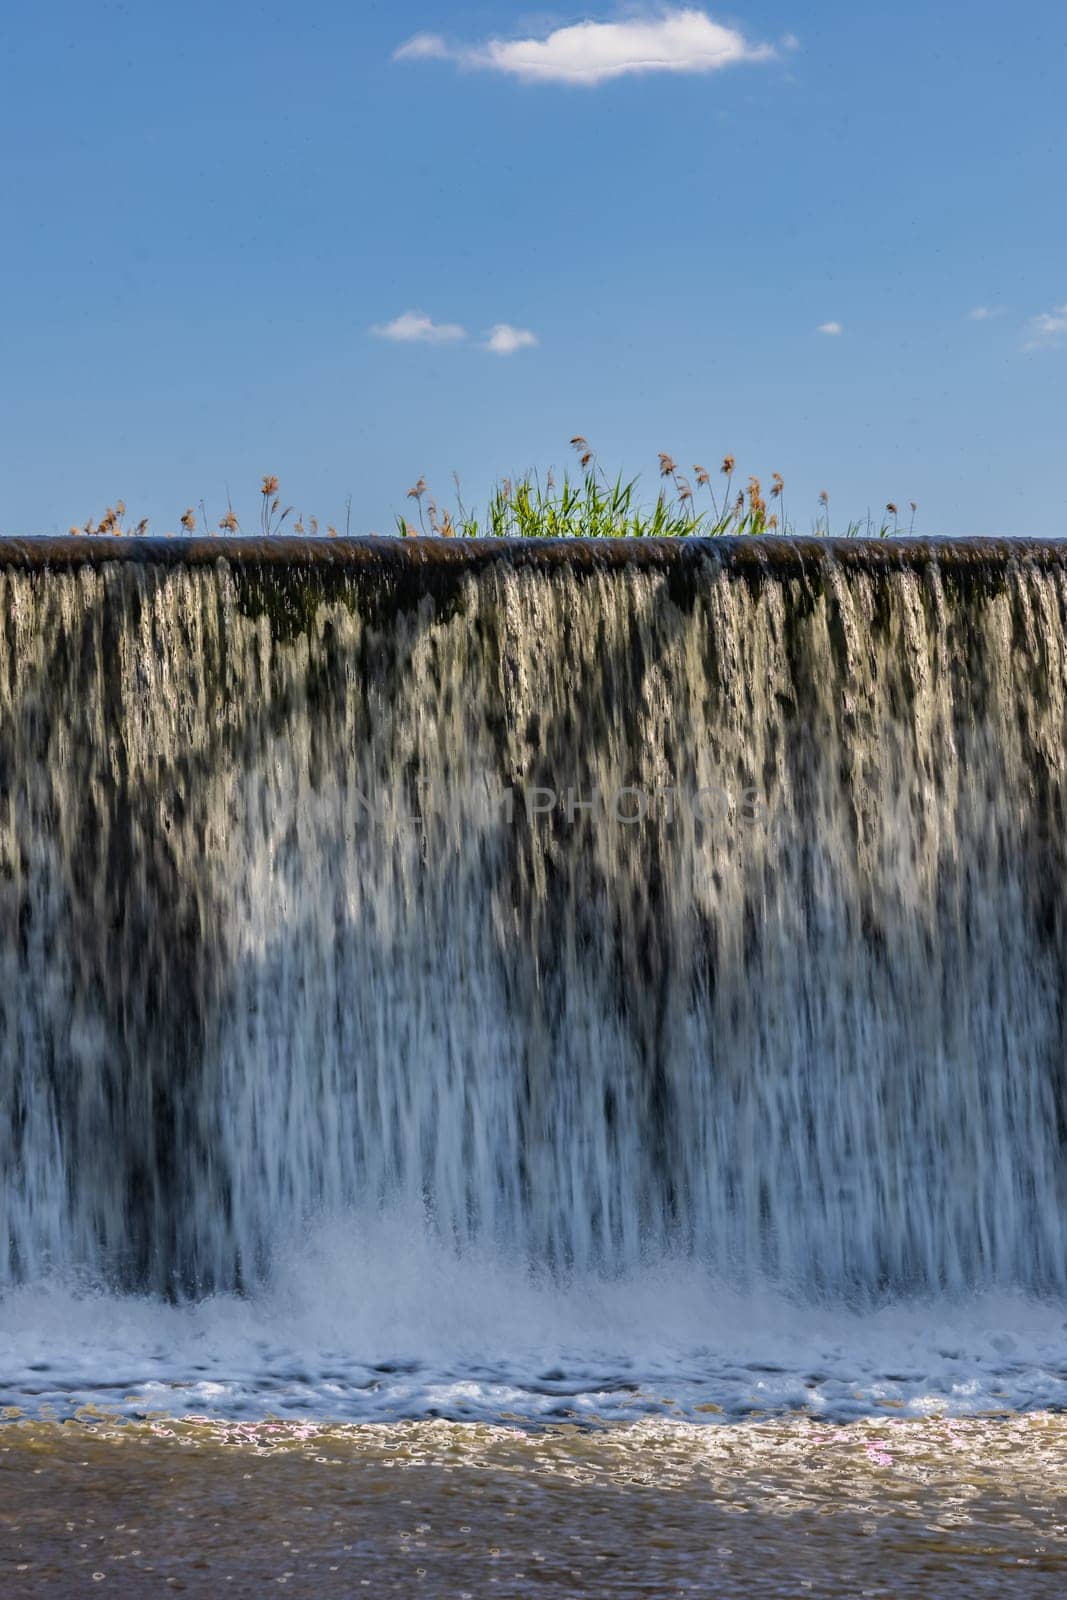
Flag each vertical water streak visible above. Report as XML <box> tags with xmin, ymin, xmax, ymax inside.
<box><xmin>0</xmin><ymin>546</ymin><xmax>1064</xmax><ymax>1298</ymax></box>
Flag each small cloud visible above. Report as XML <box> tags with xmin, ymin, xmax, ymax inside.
<box><xmin>485</xmin><ymin>324</ymin><xmax>538</xmax><ymax>356</ymax></box>
<box><xmin>781</xmin><ymin>32</ymin><xmax>801</xmax><ymax>51</ymax></box>
<box><xmin>1023</xmin><ymin>304</ymin><xmax>1067</xmax><ymax>351</ymax></box>
<box><xmin>395</xmin><ymin>8</ymin><xmax>774</xmax><ymax>87</ymax></box>
<box><xmin>968</xmin><ymin>305</ymin><xmax>1005</xmax><ymax>321</ymax></box>
<box><xmin>393</xmin><ymin>33</ymin><xmax>450</xmax><ymax>62</ymax></box>
<box><xmin>818</xmin><ymin>321</ymin><xmax>843</xmax><ymax>336</ymax></box>
<box><xmin>371</xmin><ymin>310</ymin><xmax>467</xmax><ymax>344</ymax></box>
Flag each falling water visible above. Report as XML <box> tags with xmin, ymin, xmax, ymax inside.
<box><xmin>1</xmin><ymin>538</ymin><xmax>1065</xmax><ymax>1309</ymax></box>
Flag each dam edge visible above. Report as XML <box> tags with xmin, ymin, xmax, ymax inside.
<box><xmin>0</xmin><ymin>533</ymin><xmax>1066</xmax><ymax>575</ymax></box>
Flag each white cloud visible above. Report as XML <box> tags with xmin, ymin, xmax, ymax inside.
<box><xmin>371</xmin><ymin>311</ymin><xmax>467</xmax><ymax>344</ymax></box>
<box><xmin>968</xmin><ymin>305</ymin><xmax>1004</xmax><ymax>321</ymax></box>
<box><xmin>818</xmin><ymin>321</ymin><xmax>843</xmax><ymax>336</ymax></box>
<box><xmin>370</xmin><ymin>312</ymin><xmax>538</xmax><ymax>355</ymax></box>
<box><xmin>485</xmin><ymin>324</ymin><xmax>538</xmax><ymax>356</ymax></box>
<box><xmin>393</xmin><ymin>34</ymin><xmax>450</xmax><ymax>62</ymax></box>
<box><xmin>1023</xmin><ymin>305</ymin><xmax>1067</xmax><ymax>350</ymax></box>
<box><xmin>395</xmin><ymin>9</ymin><xmax>774</xmax><ymax>86</ymax></box>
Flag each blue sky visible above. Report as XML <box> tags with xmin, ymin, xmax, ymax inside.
<box><xmin>1</xmin><ymin>2</ymin><xmax>1065</xmax><ymax>536</ymax></box>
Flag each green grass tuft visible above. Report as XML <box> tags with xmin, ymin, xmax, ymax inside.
<box><xmin>398</xmin><ymin>442</ymin><xmax>916</xmax><ymax>540</ymax></box>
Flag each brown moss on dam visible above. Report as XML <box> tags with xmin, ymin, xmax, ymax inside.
<box><xmin>2</xmin><ymin>532</ymin><xmax>1067</xmax><ymax>575</ymax></box>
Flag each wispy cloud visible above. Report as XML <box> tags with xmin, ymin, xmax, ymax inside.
<box><xmin>485</xmin><ymin>324</ymin><xmax>538</xmax><ymax>356</ymax></box>
<box><xmin>1023</xmin><ymin>304</ymin><xmax>1067</xmax><ymax>350</ymax></box>
<box><xmin>371</xmin><ymin>311</ymin><xmax>467</xmax><ymax>344</ymax></box>
<box><xmin>371</xmin><ymin>311</ymin><xmax>537</xmax><ymax>356</ymax></box>
<box><xmin>395</xmin><ymin>9</ymin><xmax>775</xmax><ymax>87</ymax></box>
<box><xmin>968</xmin><ymin>305</ymin><xmax>1005</xmax><ymax>321</ymax></box>
<box><xmin>818</xmin><ymin>321</ymin><xmax>843</xmax><ymax>336</ymax></box>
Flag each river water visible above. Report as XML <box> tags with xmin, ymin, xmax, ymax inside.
<box><xmin>0</xmin><ymin>539</ymin><xmax>1064</xmax><ymax>1592</ymax></box>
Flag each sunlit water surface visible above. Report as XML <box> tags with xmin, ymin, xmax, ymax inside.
<box><xmin>2</xmin><ymin>1413</ymin><xmax>1065</xmax><ymax>1597</ymax></box>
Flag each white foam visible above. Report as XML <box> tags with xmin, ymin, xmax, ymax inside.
<box><xmin>1</xmin><ymin>1213</ymin><xmax>1064</xmax><ymax>1423</ymax></box>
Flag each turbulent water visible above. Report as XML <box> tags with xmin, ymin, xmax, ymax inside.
<box><xmin>0</xmin><ymin>538</ymin><xmax>1065</xmax><ymax>1426</ymax></box>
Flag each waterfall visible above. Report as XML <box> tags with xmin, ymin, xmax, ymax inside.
<box><xmin>1</xmin><ymin>538</ymin><xmax>1065</xmax><ymax>1301</ymax></box>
